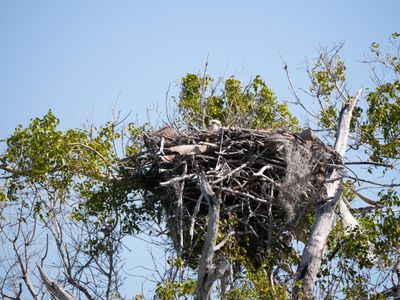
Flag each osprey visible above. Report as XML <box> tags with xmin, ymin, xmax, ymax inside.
<box><xmin>144</xmin><ymin>125</ymin><xmax>179</xmax><ymax>162</ymax></box>
<box><xmin>208</xmin><ymin>119</ymin><xmax>222</xmax><ymax>132</ymax></box>
<box><xmin>152</xmin><ymin>125</ymin><xmax>178</xmax><ymax>141</ymax></box>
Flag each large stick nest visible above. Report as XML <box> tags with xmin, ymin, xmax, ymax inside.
<box><xmin>129</xmin><ymin>126</ymin><xmax>342</xmax><ymax>266</ymax></box>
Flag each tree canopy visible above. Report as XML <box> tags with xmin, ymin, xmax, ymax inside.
<box><xmin>1</xmin><ymin>34</ymin><xmax>400</xmax><ymax>299</ymax></box>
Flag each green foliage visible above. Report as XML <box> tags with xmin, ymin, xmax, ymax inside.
<box><xmin>224</xmin><ymin>265</ymin><xmax>289</xmax><ymax>300</ymax></box>
<box><xmin>4</xmin><ymin>110</ymin><xmax>117</xmax><ymax>186</ymax></box>
<box><xmin>0</xmin><ymin>188</ymin><xmax>5</xmax><ymax>202</ymax></box>
<box><xmin>155</xmin><ymin>279</ymin><xmax>196</xmax><ymax>300</ymax></box>
<box><xmin>1</xmin><ymin>111</ymin><xmax>147</xmax><ymax>256</ymax></box>
<box><xmin>308</xmin><ymin>50</ymin><xmax>348</xmax><ymax>131</ymax></box>
<box><xmin>167</xmin><ymin>256</ymin><xmax>186</xmax><ymax>270</ymax></box>
<box><xmin>152</xmin><ymin>256</ymin><xmax>197</xmax><ymax>299</ymax></box>
<box><xmin>361</xmin><ymin>80</ymin><xmax>400</xmax><ymax>161</ymax></box>
<box><xmin>319</xmin><ymin>104</ymin><xmax>337</xmax><ymax>130</ymax></box>
<box><xmin>178</xmin><ymin>74</ymin><xmax>299</xmax><ymax>130</ymax></box>
<box><xmin>322</xmin><ymin>188</ymin><xmax>400</xmax><ymax>297</ymax></box>
<box><xmin>360</xmin><ymin>34</ymin><xmax>400</xmax><ymax>161</ymax></box>
<box><xmin>178</xmin><ymin>73</ymin><xmax>205</xmax><ymax>123</ymax></box>
<box><xmin>74</xmin><ymin>182</ymin><xmax>143</xmax><ymax>256</ymax></box>
<box><xmin>219</xmin><ymin>232</ymin><xmax>296</xmax><ymax>300</ymax></box>
<box><xmin>125</xmin><ymin>123</ymin><xmax>148</xmax><ymax>156</ymax></box>
<box><xmin>311</xmin><ymin>58</ymin><xmax>346</xmax><ymax>97</ymax></box>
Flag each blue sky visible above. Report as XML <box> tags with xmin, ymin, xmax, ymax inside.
<box><xmin>1</xmin><ymin>1</ymin><xmax>398</xmax><ymax>135</ymax></box>
<box><xmin>0</xmin><ymin>0</ymin><xmax>399</xmax><ymax>297</ymax></box>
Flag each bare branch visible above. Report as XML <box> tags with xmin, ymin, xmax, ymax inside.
<box><xmin>38</xmin><ymin>266</ymin><xmax>76</xmax><ymax>300</ymax></box>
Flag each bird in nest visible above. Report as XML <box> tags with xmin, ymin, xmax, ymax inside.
<box><xmin>208</xmin><ymin>119</ymin><xmax>222</xmax><ymax>132</ymax></box>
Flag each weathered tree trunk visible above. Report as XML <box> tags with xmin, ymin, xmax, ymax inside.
<box><xmin>292</xmin><ymin>89</ymin><xmax>362</xmax><ymax>299</ymax></box>
<box><xmin>195</xmin><ymin>171</ymin><xmax>229</xmax><ymax>300</ymax></box>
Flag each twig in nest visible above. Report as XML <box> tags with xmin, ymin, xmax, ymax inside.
<box><xmin>220</xmin><ymin>187</ymin><xmax>271</xmax><ymax>204</ymax></box>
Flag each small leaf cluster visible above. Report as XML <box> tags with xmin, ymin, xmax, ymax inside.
<box><xmin>308</xmin><ymin>52</ymin><xmax>347</xmax><ymax>131</ymax></box>
<box><xmin>154</xmin><ymin>279</ymin><xmax>196</xmax><ymax>300</ymax></box>
<box><xmin>361</xmin><ymin>80</ymin><xmax>400</xmax><ymax>161</ymax></box>
<box><xmin>310</xmin><ymin>55</ymin><xmax>346</xmax><ymax>98</ymax></box>
<box><xmin>178</xmin><ymin>74</ymin><xmax>299</xmax><ymax>130</ymax></box>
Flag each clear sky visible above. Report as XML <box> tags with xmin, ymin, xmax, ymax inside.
<box><xmin>0</xmin><ymin>0</ymin><xmax>399</xmax><ymax>297</ymax></box>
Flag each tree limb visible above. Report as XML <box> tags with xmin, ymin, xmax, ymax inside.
<box><xmin>293</xmin><ymin>88</ymin><xmax>362</xmax><ymax>299</ymax></box>
<box><xmin>38</xmin><ymin>266</ymin><xmax>76</xmax><ymax>300</ymax></box>
<box><xmin>195</xmin><ymin>171</ymin><xmax>223</xmax><ymax>300</ymax></box>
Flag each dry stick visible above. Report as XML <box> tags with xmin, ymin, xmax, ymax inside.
<box><xmin>45</xmin><ymin>198</ymin><xmax>95</xmax><ymax>300</ymax></box>
<box><xmin>189</xmin><ymin>194</ymin><xmax>204</xmax><ymax>242</ymax></box>
<box><xmin>220</xmin><ymin>187</ymin><xmax>271</xmax><ymax>204</ymax></box>
<box><xmin>160</xmin><ymin>174</ymin><xmax>196</xmax><ymax>186</ymax></box>
<box><xmin>10</xmin><ymin>202</ymin><xmax>38</xmax><ymax>299</ymax></box>
<box><xmin>200</xmin><ymin>55</ymin><xmax>209</xmax><ymax>129</ymax></box>
<box><xmin>214</xmin><ymin>230</ymin><xmax>236</xmax><ymax>252</ymax></box>
<box><xmin>213</xmin><ymin>143</ymin><xmax>283</xmax><ymax>185</ymax></box>
<box><xmin>279</xmin><ymin>55</ymin><xmax>318</xmax><ymax>120</ymax></box>
<box><xmin>348</xmin><ymin>186</ymin><xmax>384</xmax><ymax>207</ymax></box>
<box><xmin>267</xmin><ymin>185</ymin><xmax>274</xmax><ymax>251</ymax></box>
<box><xmin>345</xmin><ymin>161</ymin><xmax>394</xmax><ymax>168</ymax></box>
<box><xmin>213</xmin><ymin>163</ymin><xmax>249</xmax><ymax>184</ymax></box>
<box><xmin>345</xmin><ymin>175</ymin><xmax>400</xmax><ymax>188</ymax></box>
<box><xmin>177</xmin><ymin>162</ymin><xmax>187</xmax><ymax>257</ymax></box>
<box><xmin>105</xmin><ymin>247</ymin><xmax>113</xmax><ymax>300</ymax></box>
<box><xmin>293</xmin><ymin>89</ymin><xmax>362</xmax><ymax>299</ymax></box>
<box><xmin>215</xmin><ymin>127</ymin><xmax>225</xmax><ymax>173</ymax></box>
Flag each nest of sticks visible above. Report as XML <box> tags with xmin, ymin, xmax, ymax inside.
<box><xmin>132</xmin><ymin>126</ymin><xmax>342</xmax><ymax>266</ymax></box>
